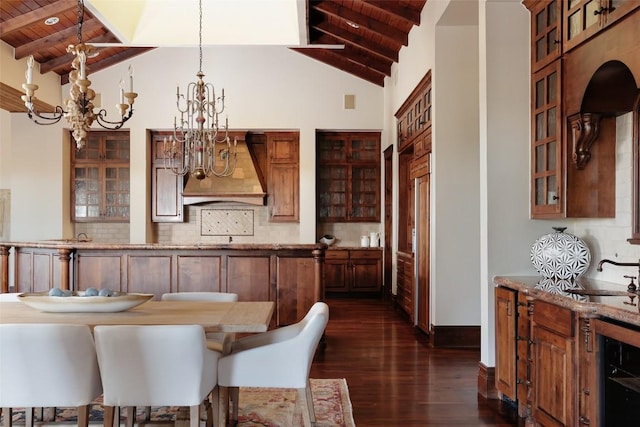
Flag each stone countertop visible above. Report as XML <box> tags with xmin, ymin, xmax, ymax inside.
<box><xmin>0</xmin><ymin>241</ymin><xmax>326</xmax><ymax>251</ymax></box>
<box><xmin>494</xmin><ymin>275</ymin><xmax>640</xmax><ymax>327</ymax></box>
<box><xmin>325</xmin><ymin>246</ymin><xmax>383</xmax><ymax>250</ymax></box>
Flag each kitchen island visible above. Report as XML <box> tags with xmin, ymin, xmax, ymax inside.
<box><xmin>0</xmin><ymin>242</ymin><xmax>326</xmax><ymax>327</ymax></box>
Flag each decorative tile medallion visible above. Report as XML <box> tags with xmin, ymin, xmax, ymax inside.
<box><xmin>201</xmin><ymin>209</ymin><xmax>254</xmax><ymax>236</ymax></box>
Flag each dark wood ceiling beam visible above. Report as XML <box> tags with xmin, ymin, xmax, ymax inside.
<box><xmin>312</xmin><ymin>21</ymin><xmax>398</xmax><ymax>63</ymax></box>
<box><xmin>14</xmin><ymin>18</ymin><xmax>104</xmax><ymax>60</ymax></box>
<box><xmin>1</xmin><ymin>82</ymin><xmax>55</xmax><ymax>113</ymax></box>
<box><xmin>311</xmin><ymin>1</ymin><xmax>407</xmax><ymax>47</ymax></box>
<box><xmin>363</xmin><ymin>0</ymin><xmax>423</xmax><ymax>26</ymax></box>
<box><xmin>316</xmin><ymin>34</ymin><xmax>392</xmax><ymax>76</ymax></box>
<box><xmin>292</xmin><ymin>48</ymin><xmax>385</xmax><ymax>86</ymax></box>
<box><xmin>0</xmin><ymin>0</ymin><xmax>76</xmax><ymax>36</ymax></box>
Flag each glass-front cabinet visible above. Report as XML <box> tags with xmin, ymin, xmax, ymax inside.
<box><xmin>71</xmin><ymin>131</ymin><xmax>130</xmax><ymax>222</ymax></box>
<box><xmin>531</xmin><ymin>60</ymin><xmax>563</xmax><ymax>218</ymax></box>
<box><xmin>527</xmin><ymin>0</ymin><xmax>562</xmax><ymax>73</ymax></box>
<box><xmin>316</xmin><ymin>132</ymin><xmax>380</xmax><ymax>222</ymax></box>
<box><xmin>564</xmin><ymin>0</ymin><xmax>640</xmax><ymax>52</ymax></box>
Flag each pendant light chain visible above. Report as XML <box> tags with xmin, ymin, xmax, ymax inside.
<box><xmin>76</xmin><ymin>0</ymin><xmax>84</xmax><ymax>44</ymax></box>
<box><xmin>198</xmin><ymin>0</ymin><xmax>203</xmax><ymax>73</ymax></box>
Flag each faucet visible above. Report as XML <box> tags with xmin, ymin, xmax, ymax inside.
<box><xmin>597</xmin><ymin>258</ymin><xmax>640</xmax><ymax>292</ymax></box>
<box><xmin>76</xmin><ymin>232</ymin><xmax>89</xmax><ymax>242</ymax></box>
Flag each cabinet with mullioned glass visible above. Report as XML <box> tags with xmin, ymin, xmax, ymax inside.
<box><xmin>71</xmin><ymin>131</ymin><xmax>130</xmax><ymax>222</ymax></box>
<box><xmin>316</xmin><ymin>132</ymin><xmax>381</xmax><ymax>222</ymax></box>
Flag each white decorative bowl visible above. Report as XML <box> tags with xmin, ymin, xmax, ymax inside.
<box><xmin>530</xmin><ymin>227</ymin><xmax>591</xmax><ymax>280</ymax></box>
<box><xmin>320</xmin><ymin>235</ymin><xmax>336</xmax><ymax>246</ymax></box>
<box><xmin>17</xmin><ymin>291</ymin><xmax>154</xmax><ymax>313</ymax></box>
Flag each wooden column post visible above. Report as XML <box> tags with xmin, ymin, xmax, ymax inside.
<box><xmin>57</xmin><ymin>248</ymin><xmax>72</xmax><ymax>291</ymax></box>
<box><xmin>312</xmin><ymin>244</ymin><xmax>326</xmax><ymax>302</ymax></box>
<box><xmin>0</xmin><ymin>245</ymin><xmax>9</xmax><ymax>293</ymax></box>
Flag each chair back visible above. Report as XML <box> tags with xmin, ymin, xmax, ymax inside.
<box><xmin>0</xmin><ymin>323</ymin><xmax>102</xmax><ymax>407</ymax></box>
<box><xmin>219</xmin><ymin>301</ymin><xmax>329</xmax><ymax>388</ymax></box>
<box><xmin>0</xmin><ymin>292</ymin><xmax>21</xmax><ymax>301</ymax></box>
<box><xmin>161</xmin><ymin>291</ymin><xmax>238</xmax><ymax>302</ymax></box>
<box><xmin>93</xmin><ymin>324</ymin><xmax>219</xmax><ymax>407</ymax></box>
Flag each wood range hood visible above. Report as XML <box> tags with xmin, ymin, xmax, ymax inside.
<box><xmin>181</xmin><ymin>139</ymin><xmax>267</xmax><ymax>206</ymax></box>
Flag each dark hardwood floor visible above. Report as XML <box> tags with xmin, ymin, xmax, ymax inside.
<box><xmin>310</xmin><ymin>298</ymin><xmax>523</xmax><ymax>426</ymax></box>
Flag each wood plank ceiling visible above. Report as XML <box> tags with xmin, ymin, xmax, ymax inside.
<box><xmin>295</xmin><ymin>0</ymin><xmax>426</xmax><ymax>86</ymax></box>
<box><xmin>0</xmin><ymin>0</ymin><xmax>426</xmax><ymax>112</ymax></box>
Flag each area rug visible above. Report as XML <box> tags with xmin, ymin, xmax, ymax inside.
<box><xmin>2</xmin><ymin>378</ymin><xmax>355</xmax><ymax>427</ymax></box>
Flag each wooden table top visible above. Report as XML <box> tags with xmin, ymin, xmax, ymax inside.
<box><xmin>0</xmin><ymin>300</ymin><xmax>274</xmax><ymax>333</ymax></box>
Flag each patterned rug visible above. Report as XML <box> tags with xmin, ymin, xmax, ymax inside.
<box><xmin>2</xmin><ymin>378</ymin><xmax>355</xmax><ymax>427</ymax></box>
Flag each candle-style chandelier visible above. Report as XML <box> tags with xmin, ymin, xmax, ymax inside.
<box><xmin>163</xmin><ymin>0</ymin><xmax>237</xmax><ymax>180</ymax></box>
<box><xmin>21</xmin><ymin>0</ymin><xmax>137</xmax><ymax>149</ymax></box>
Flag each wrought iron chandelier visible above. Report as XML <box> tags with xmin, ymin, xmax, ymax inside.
<box><xmin>163</xmin><ymin>0</ymin><xmax>237</xmax><ymax>180</ymax></box>
<box><xmin>21</xmin><ymin>0</ymin><xmax>137</xmax><ymax>149</ymax></box>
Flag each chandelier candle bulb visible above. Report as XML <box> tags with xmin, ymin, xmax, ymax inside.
<box><xmin>128</xmin><ymin>65</ymin><xmax>134</xmax><ymax>92</ymax></box>
<box><xmin>26</xmin><ymin>55</ymin><xmax>34</xmax><ymax>84</ymax></box>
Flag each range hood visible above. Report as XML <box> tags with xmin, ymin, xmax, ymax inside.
<box><xmin>181</xmin><ymin>140</ymin><xmax>267</xmax><ymax>206</ymax></box>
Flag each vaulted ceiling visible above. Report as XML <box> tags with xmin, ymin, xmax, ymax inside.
<box><xmin>0</xmin><ymin>0</ymin><xmax>426</xmax><ymax>112</ymax></box>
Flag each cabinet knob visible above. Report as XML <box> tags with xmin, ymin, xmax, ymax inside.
<box><xmin>579</xmin><ymin>415</ymin><xmax>590</xmax><ymax>425</ymax></box>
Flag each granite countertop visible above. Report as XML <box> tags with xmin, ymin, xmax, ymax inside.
<box><xmin>494</xmin><ymin>275</ymin><xmax>640</xmax><ymax>327</ymax></box>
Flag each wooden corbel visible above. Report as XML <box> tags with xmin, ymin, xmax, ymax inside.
<box><xmin>568</xmin><ymin>112</ymin><xmax>602</xmax><ymax>170</ymax></box>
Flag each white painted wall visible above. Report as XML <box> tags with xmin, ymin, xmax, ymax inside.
<box><xmin>0</xmin><ymin>110</ymin><xmax>11</xmax><ymax>190</ymax></box>
<box><xmin>478</xmin><ymin>0</ymin><xmax>551</xmax><ymax>367</ymax></box>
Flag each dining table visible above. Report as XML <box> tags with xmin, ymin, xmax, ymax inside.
<box><xmin>0</xmin><ymin>300</ymin><xmax>275</xmax><ymax>333</ymax></box>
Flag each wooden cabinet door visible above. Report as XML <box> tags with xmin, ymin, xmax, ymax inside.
<box><xmin>152</xmin><ymin>165</ymin><xmax>184</xmax><ymax>222</ymax></box>
<box><xmin>415</xmin><ymin>172</ymin><xmax>430</xmax><ymax>333</ymax></box>
<box><xmin>531</xmin><ymin>301</ymin><xmax>576</xmax><ymax>427</ymax></box>
<box><xmin>268</xmin><ymin>163</ymin><xmax>299</xmax><ymax>222</ymax></box>
<box><xmin>531</xmin><ymin>60</ymin><xmax>564</xmax><ymax>218</ymax></box>
<box><xmin>396</xmin><ymin>252</ymin><xmax>414</xmax><ymax>319</ymax></box>
<box><xmin>531</xmin><ymin>325</ymin><xmax>575</xmax><ymax>427</ymax></box>
<box><xmin>324</xmin><ymin>259</ymin><xmax>349</xmax><ymax>293</ymax></box>
<box><xmin>266</xmin><ymin>133</ymin><xmax>299</xmax><ymax>222</ymax></box>
<box><xmin>495</xmin><ymin>287</ymin><xmax>517</xmax><ymax>401</ymax></box>
<box><xmin>350</xmin><ymin>251</ymin><xmax>382</xmax><ymax>293</ymax></box>
<box><xmin>150</xmin><ymin>131</ymin><xmax>184</xmax><ymax>223</ymax></box>
<box><xmin>564</xmin><ymin>0</ymin><xmax>640</xmax><ymax>52</ymax></box>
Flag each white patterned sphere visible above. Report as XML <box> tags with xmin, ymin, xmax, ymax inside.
<box><xmin>530</xmin><ymin>227</ymin><xmax>591</xmax><ymax>280</ymax></box>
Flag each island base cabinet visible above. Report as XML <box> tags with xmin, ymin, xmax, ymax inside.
<box><xmin>4</xmin><ymin>245</ymin><xmax>324</xmax><ymax>329</ymax></box>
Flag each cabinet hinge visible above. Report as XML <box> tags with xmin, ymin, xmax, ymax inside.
<box><xmin>583</xmin><ymin>319</ymin><xmax>592</xmax><ymax>352</ymax></box>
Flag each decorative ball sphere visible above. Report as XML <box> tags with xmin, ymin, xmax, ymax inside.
<box><xmin>530</xmin><ymin>227</ymin><xmax>591</xmax><ymax>280</ymax></box>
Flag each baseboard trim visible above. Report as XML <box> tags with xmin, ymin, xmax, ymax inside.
<box><xmin>477</xmin><ymin>362</ymin><xmax>498</xmax><ymax>399</ymax></box>
<box><xmin>429</xmin><ymin>324</ymin><xmax>480</xmax><ymax>348</ymax></box>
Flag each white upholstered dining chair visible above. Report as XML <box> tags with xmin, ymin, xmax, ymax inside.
<box><xmin>0</xmin><ymin>293</ymin><xmax>21</xmax><ymax>301</ymax></box>
<box><xmin>0</xmin><ymin>323</ymin><xmax>102</xmax><ymax>427</ymax></box>
<box><xmin>217</xmin><ymin>301</ymin><xmax>329</xmax><ymax>427</ymax></box>
<box><xmin>93</xmin><ymin>324</ymin><xmax>220</xmax><ymax>427</ymax></box>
